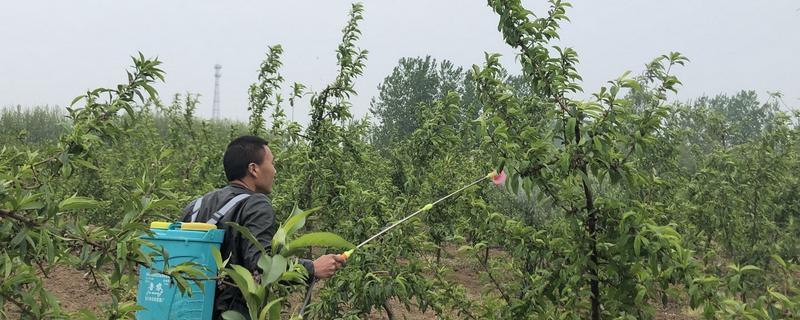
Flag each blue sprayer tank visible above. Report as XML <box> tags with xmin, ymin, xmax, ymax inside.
<box><xmin>136</xmin><ymin>221</ymin><xmax>224</xmax><ymax>320</ymax></box>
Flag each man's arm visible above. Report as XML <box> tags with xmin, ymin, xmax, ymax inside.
<box><xmin>238</xmin><ymin>196</ymin><xmax>343</xmax><ymax>281</ymax></box>
<box><xmin>299</xmin><ymin>259</ymin><xmax>315</xmax><ymax>280</ymax></box>
<box><xmin>238</xmin><ymin>195</ymin><xmax>279</xmax><ymax>272</ymax></box>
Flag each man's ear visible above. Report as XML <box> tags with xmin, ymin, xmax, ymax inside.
<box><xmin>248</xmin><ymin>163</ymin><xmax>259</xmax><ymax>177</ymax></box>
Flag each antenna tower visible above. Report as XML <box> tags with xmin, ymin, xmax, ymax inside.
<box><xmin>212</xmin><ymin>64</ymin><xmax>222</xmax><ymax>120</ymax></box>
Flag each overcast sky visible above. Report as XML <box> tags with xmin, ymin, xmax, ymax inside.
<box><xmin>1</xmin><ymin>1</ymin><xmax>798</xmax><ymax>126</ymax></box>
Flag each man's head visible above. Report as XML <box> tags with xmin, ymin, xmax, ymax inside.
<box><xmin>223</xmin><ymin>135</ymin><xmax>275</xmax><ymax>194</ymax></box>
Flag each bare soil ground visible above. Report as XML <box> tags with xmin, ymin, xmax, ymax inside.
<box><xmin>41</xmin><ymin>265</ymin><xmax>112</xmax><ymax>315</ymax></box>
<box><xmin>2</xmin><ymin>265</ymin><xmax>111</xmax><ymax>319</ymax></box>
<box><xmin>306</xmin><ymin>246</ymin><xmax>700</xmax><ymax>319</ymax></box>
<box><xmin>5</xmin><ymin>248</ymin><xmax>700</xmax><ymax>319</ymax></box>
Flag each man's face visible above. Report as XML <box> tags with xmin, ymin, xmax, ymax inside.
<box><xmin>251</xmin><ymin>145</ymin><xmax>276</xmax><ymax>194</ymax></box>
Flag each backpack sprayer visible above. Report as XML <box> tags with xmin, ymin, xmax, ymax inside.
<box><xmin>298</xmin><ymin>165</ymin><xmax>507</xmax><ymax>317</ymax></box>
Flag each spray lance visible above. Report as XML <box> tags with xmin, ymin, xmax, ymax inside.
<box><xmin>298</xmin><ymin>164</ymin><xmax>507</xmax><ymax>317</ymax></box>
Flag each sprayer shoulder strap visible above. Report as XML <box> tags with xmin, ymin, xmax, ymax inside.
<box><xmin>206</xmin><ymin>193</ymin><xmax>251</xmax><ymax>225</ymax></box>
<box><xmin>189</xmin><ymin>196</ymin><xmax>204</xmax><ymax>223</ymax></box>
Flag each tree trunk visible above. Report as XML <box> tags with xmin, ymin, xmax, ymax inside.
<box><xmin>299</xmin><ymin>174</ymin><xmax>314</xmax><ymax>259</ymax></box>
<box><xmin>382</xmin><ymin>301</ymin><xmax>395</xmax><ymax>320</ymax></box>
<box><xmin>583</xmin><ymin>178</ymin><xmax>600</xmax><ymax>320</ymax></box>
<box><xmin>577</xmin><ymin>117</ymin><xmax>600</xmax><ymax>320</ymax></box>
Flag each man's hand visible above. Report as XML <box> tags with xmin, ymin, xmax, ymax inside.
<box><xmin>312</xmin><ymin>254</ymin><xmax>346</xmax><ymax>279</ymax></box>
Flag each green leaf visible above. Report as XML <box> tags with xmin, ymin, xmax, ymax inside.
<box><xmin>769</xmin><ymin>289</ymin><xmax>791</xmax><ymax>304</ymax></box>
<box><xmin>566</xmin><ymin>117</ymin><xmax>576</xmax><ymax>142</ymax></box>
<box><xmin>173</xmin><ymin>274</ymin><xmax>192</xmax><ymax>297</ymax></box>
<box><xmin>18</xmin><ymin>194</ymin><xmax>44</xmax><ymax>211</ymax></box>
<box><xmin>61</xmin><ymin>161</ymin><xmax>73</xmax><ymax>177</ymax></box>
<box><xmin>211</xmin><ymin>247</ymin><xmax>224</xmax><ymax>270</ymax></box>
<box><xmin>227</xmin><ymin>265</ymin><xmax>257</xmax><ymax>295</ymax></box>
<box><xmin>559</xmin><ymin>153</ymin><xmax>570</xmax><ymax>171</ymax></box>
<box><xmin>635</xmin><ymin>284</ymin><xmax>646</xmax><ymax>304</ymax></box>
<box><xmin>739</xmin><ymin>265</ymin><xmax>762</xmax><ymax>274</ymax></box>
<box><xmin>141</xmin><ymin>83</ymin><xmax>158</xmax><ymax>100</ymax></box>
<box><xmin>286</xmin><ymin>232</ymin><xmax>354</xmax><ymax>253</ymax></box>
<box><xmin>279</xmin><ymin>270</ymin><xmax>307</xmax><ymax>283</ymax></box>
<box><xmin>770</xmin><ymin>255</ymin><xmax>787</xmax><ymax>269</ymax></box>
<box><xmin>267</xmin><ymin>297</ymin><xmax>283</xmax><ymax>320</ymax></box>
<box><xmin>258</xmin><ymin>304</ymin><xmax>270</xmax><ymax>320</ymax></box>
<box><xmin>144</xmin><ymin>199</ymin><xmax>179</xmax><ymax>212</ymax></box>
<box><xmin>264</xmin><ymin>255</ymin><xmax>287</xmax><ymax>285</ymax></box>
<box><xmin>72</xmin><ymin>158</ymin><xmax>99</xmax><ymax>170</ymax></box>
<box><xmin>222</xmin><ymin>311</ymin><xmax>248</xmax><ymax>320</ymax></box>
<box><xmin>117</xmin><ymin>301</ymin><xmax>145</xmax><ymax>314</ymax></box>
<box><xmin>457</xmin><ymin>245</ymin><xmax>474</xmax><ymax>254</ymax></box>
<box><xmin>622</xmin><ymin>211</ymin><xmax>637</xmax><ymax>222</ymax></box>
<box><xmin>621</xmin><ymin>79</ymin><xmax>642</xmax><ymax>92</ymax></box>
<box><xmin>70</xmin><ymin>95</ymin><xmax>85</xmax><ymax>107</ymax></box>
<box><xmin>283</xmin><ymin>206</ymin><xmax>322</xmax><ymax>237</ymax></box>
<box><xmin>257</xmin><ymin>254</ymin><xmax>271</xmax><ymax>277</ymax></box>
<box><xmin>58</xmin><ymin>196</ymin><xmax>100</xmax><ymax>211</ymax></box>
<box><xmin>271</xmin><ymin>228</ymin><xmax>286</xmax><ymax>254</ymax></box>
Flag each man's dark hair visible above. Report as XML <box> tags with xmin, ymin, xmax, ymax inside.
<box><xmin>223</xmin><ymin>135</ymin><xmax>269</xmax><ymax>181</ymax></box>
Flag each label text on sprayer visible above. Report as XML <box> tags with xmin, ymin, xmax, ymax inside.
<box><xmin>143</xmin><ymin>273</ymin><xmax>169</xmax><ymax>303</ymax></box>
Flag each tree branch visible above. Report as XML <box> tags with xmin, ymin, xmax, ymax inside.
<box><xmin>1</xmin><ymin>291</ymin><xmax>38</xmax><ymax>318</ymax></box>
<box><xmin>475</xmin><ymin>252</ymin><xmax>512</xmax><ymax>305</ymax></box>
<box><xmin>0</xmin><ymin>209</ymin><xmax>42</xmax><ymax>227</ymax></box>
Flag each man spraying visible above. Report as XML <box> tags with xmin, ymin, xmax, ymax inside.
<box><xmin>182</xmin><ymin>135</ymin><xmax>344</xmax><ymax>319</ymax></box>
